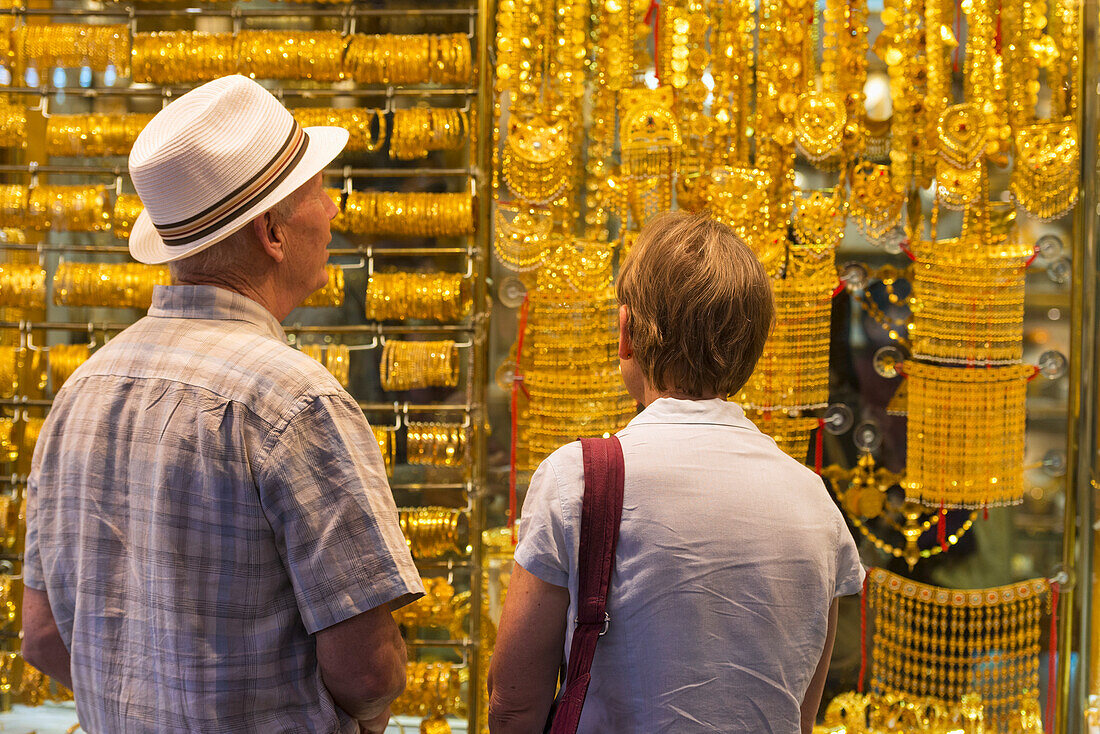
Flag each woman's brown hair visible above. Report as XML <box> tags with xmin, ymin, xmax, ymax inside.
<box><xmin>616</xmin><ymin>211</ymin><xmax>775</xmax><ymax>398</ymax></box>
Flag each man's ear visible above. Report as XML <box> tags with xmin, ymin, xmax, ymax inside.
<box><xmin>618</xmin><ymin>304</ymin><xmax>632</xmax><ymax>360</ymax></box>
<box><xmin>251</xmin><ymin>211</ymin><xmax>286</xmax><ymax>264</ymax></box>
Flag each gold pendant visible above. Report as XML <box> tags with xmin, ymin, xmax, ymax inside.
<box><xmin>620</xmin><ymin>87</ymin><xmax>682</xmax><ymax>225</ymax></box>
<box><xmin>502</xmin><ymin>115</ymin><xmax>574</xmax><ymax>205</ymax></box>
<box><xmin>848</xmin><ymin>161</ymin><xmax>904</xmax><ymax>244</ymax></box>
<box><xmin>793</xmin><ymin>90</ymin><xmax>846</xmax><ymax>162</ymax></box>
<box><xmin>1010</xmin><ymin>116</ymin><xmax>1079</xmax><ymax>221</ymax></box>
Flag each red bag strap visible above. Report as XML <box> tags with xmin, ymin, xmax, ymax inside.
<box><xmin>549</xmin><ymin>435</ymin><xmax>625</xmax><ymax>734</ymax></box>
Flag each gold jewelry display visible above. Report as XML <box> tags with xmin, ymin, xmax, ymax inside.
<box><xmin>0</xmin><ymin>346</ymin><xmax>16</xmax><ymax>398</ymax></box>
<box><xmin>13</xmin><ymin>24</ymin><xmax>129</xmax><ymax>73</ymax></box>
<box><xmin>298</xmin><ymin>343</ymin><xmax>350</xmax><ymax>388</ymax></box>
<box><xmin>866</xmin><ymin>568</ymin><xmax>1050</xmax><ymax>732</ymax></box>
<box><xmin>619</xmin><ymin>88</ymin><xmax>681</xmax><ymax>226</ymax></box>
<box><xmin>342</xmin><ymin>192</ymin><xmax>473</xmax><ymax>237</ymax></box>
<box><xmin>406</xmin><ymin>421</ymin><xmax>468</xmax><ymax>467</ymax></box>
<box><xmin>820</xmin><ymin>690</ymin><xmax>991</xmax><ymax>733</ymax></box>
<box><xmin>300</xmin><ymin>265</ymin><xmax>345</xmax><ymax>308</ymax></box>
<box><xmin>235</xmin><ymin>31</ymin><xmax>345</xmax><ymax>82</ymax></box>
<box><xmin>390</xmin><ymin>107</ymin><xmax>470</xmax><ymax>160</ymax></box>
<box><xmin>392</xmin><ymin>577</ymin><xmax>470</xmax><ymax>639</ymax></box>
<box><xmin>878</xmin><ymin>0</ymin><xmax>927</xmax><ymax>191</ymax></box>
<box><xmin>379</xmin><ymin>340</ymin><xmax>459</xmax><ymax>392</ymax></box>
<box><xmin>131</xmin><ymin>32</ymin><xmax>236</xmax><ymax>85</ymax></box>
<box><xmin>706</xmin><ymin>167</ymin><xmax>783</xmax><ymax>271</ymax></box>
<box><xmin>365</xmin><ymin>272</ymin><xmax>472</xmax><ymax>322</ymax></box>
<box><xmin>293</xmin><ymin>108</ymin><xmax>386</xmax><ymax>153</ymax></box>
<box><xmin>0</xmin><ymin>184</ymin><xmax>29</xmax><ymax>228</ymax></box>
<box><xmin>112</xmin><ymin>194</ymin><xmax>144</xmax><ymax>240</ymax></box>
<box><xmin>46</xmin><ymin>114</ymin><xmax>155</xmax><ymax>158</ymax></box>
<box><xmin>1010</xmin><ymin>118</ymin><xmax>1079</xmax><ymax>222</ymax></box>
<box><xmin>521</xmin><ymin>275</ymin><xmax>634</xmax><ymax>471</ymax></box>
<box><xmin>27</xmin><ymin>186</ymin><xmax>111</xmax><ymax>232</ymax></box>
<box><xmin>736</xmin><ymin>249</ymin><xmax>836</xmax><ymax>412</ymax></box>
<box><xmin>345</xmin><ymin>34</ymin><xmax>472</xmax><ymax>85</ymax></box>
<box><xmin>709</xmin><ymin>0</ymin><xmax>756</xmax><ymax>168</ymax></box>
<box><xmin>791</xmin><ymin>187</ymin><xmax>847</xmax><ymax>254</ymax></box>
<box><xmin>0</xmin><ymin>99</ymin><xmax>26</xmax><ymax>150</ymax></box>
<box><xmin>748</xmin><ymin>412</ymin><xmax>819</xmax><ymax>464</ymax></box>
<box><xmin>0</xmin><ymin>346</ymin><xmax>47</xmax><ymax>398</ymax></box>
<box><xmin>0</xmin><ymin>263</ymin><xmax>46</xmax><ymax>309</ymax></box>
<box><xmin>847</xmin><ymin>162</ymin><xmax>905</xmax><ymax>244</ymax></box>
<box><xmin>372</xmin><ymin>424</ymin><xmax>395</xmax><ymax>477</ymax></box>
<box><xmin>502</xmin><ymin>116</ymin><xmax>575</xmax><ymax>206</ymax></box>
<box><xmin>903</xmin><ymin>362</ymin><xmax>1031</xmax><ymax>509</ymax></box>
<box><xmin>909</xmin><ymin>213</ymin><xmax>1031</xmax><ymax>365</ymax></box>
<box><xmin>934</xmin><ymin>104</ymin><xmax>987</xmax><ymax>210</ymax></box>
<box><xmin>392</xmin><ymin>661</ymin><xmax>468</xmax><ymax>719</ymax></box>
<box><xmin>0</xmin><ymin>418</ymin><xmax>15</xmax><ymax>464</ymax></box>
<box><xmin>493</xmin><ymin>203</ymin><xmax>553</xmax><ymax>272</ymax></box>
<box><xmin>49</xmin><ymin>344</ymin><xmax>91</xmax><ymax>392</ymax></box>
<box><xmin>52</xmin><ymin>262</ymin><xmax>171</xmax><ymax>309</ymax></box>
<box><xmin>398</xmin><ymin>507</ymin><xmax>463</xmax><ymax>559</ymax></box>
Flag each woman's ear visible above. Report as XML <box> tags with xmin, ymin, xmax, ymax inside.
<box><xmin>618</xmin><ymin>304</ymin><xmax>633</xmax><ymax>360</ymax></box>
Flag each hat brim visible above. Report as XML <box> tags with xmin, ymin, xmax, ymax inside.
<box><xmin>129</xmin><ymin>126</ymin><xmax>349</xmax><ymax>265</ymax></box>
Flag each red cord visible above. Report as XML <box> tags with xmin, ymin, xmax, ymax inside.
<box><xmin>1047</xmin><ymin>582</ymin><xmax>1059</xmax><ymax>734</ymax></box>
<box><xmin>831</xmin><ymin>282</ymin><xmax>846</xmax><ymax>298</ymax></box>
<box><xmin>983</xmin><ymin>504</ymin><xmax>988</xmax><ymax>521</ymax></box>
<box><xmin>898</xmin><ymin>238</ymin><xmax>916</xmax><ymax>262</ymax></box>
<box><xmin>858</xmin><ymin>573</ymin><xmax>869</xmax><ymax>693</ymax></box>
<box><xmin>507</xmin><ymin>294</ymin><xmax>531</xmax><ymax>545</ymax></box>
<box><xmin>644</xmin><ymin>1</ymin><xmax>661</xmax><ymax>84</ymax></box>
<box><xmin>938</xmin><ymin>502</ymin><xmax>948</xmax><ymax>551</ymax></box>
<box><xmin>814</xmin><ymin>418</ymin><xmax>824</xmax><ymax>474</ymax></box>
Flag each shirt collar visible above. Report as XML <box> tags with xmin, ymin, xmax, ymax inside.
<box><xmin>147</xmin><ymin>285</ymin><xmax>287</xmax><ymax>341</ymax></box>
<box><xmin>623</xmin><ymin>396</ymin><xmax>758</xmax><ymax>431</ymax></box>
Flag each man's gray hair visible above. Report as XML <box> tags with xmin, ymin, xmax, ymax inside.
<box><xmin>167</xmin><ymin>195</ymin><xmax>298</xmax><ymax>283</ymax></box>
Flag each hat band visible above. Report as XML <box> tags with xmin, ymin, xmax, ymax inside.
<box><xmin>152</xmin><ymin>122</ymin><xmax>310</xmax><ymax>248</ymax></box>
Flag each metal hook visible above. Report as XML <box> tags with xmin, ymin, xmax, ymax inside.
<box><xmin>27</xmin><ymin>161</ymin><xmax>38</xmax><ymax>190</ymax></box>
<box><xmin>453</xmin><ymin>338</ymin><xmax>474</xmax><ymax>349</ymax></box>
<box><xmin>114</xmin><ymin>174</ymin><xmax>124</xmax><ymax>198</ymax></box>
<box><xmin>345</xmin><ymin>335</ymin><xmax>379</xmax><ymax>351</ymax></box>
<box><xmin>86</xmin><ymin>322</ymin><xmax>97</xmax><ymax>349</ymax></box>
<box><xmin>463</xmin><ymin>248</ymin><xmax>474</xmax><ymax>279</ymax></box>
<box><xmin>340</xmin><ymin>257</ymin><xmax>367</xmax><ymax>271</ymax></box>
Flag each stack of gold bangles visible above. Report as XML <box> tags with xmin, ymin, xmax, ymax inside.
<box><xmin>0</xmin><ymin>264</ymin><xmax>46</xmax><ymax>309</ymax></box>
<box><xmin>46</xmin><ymin>114</ymin><xmax>155</xmax><ymax>158</ymax></box>
<box><xmin>406</xmin><ymin>421</ymin><xmax>468</xmax><ymax>467</ymax></box>
<box><xmin>344</xmin><ymin>33</ymin><xmax>472</xmax><ymax>85</ymax></box>
<box><xmin>131</xmin><ymin>31</ymin><xmax>236</xmax><ymax>84</ymax></box>
<box><xmin>372</xmin><ymin>424</ymin><xmax>395</xmax><ymax>477</ymax></box>
<box><xmin>299</xmin><ymin>343</ymin><xmax>350</xmax><ymax>388</ymax></box>
<box><xmin>365</xmin><ymin>272</ymin><xmax>471</xmax><ymax>322</ymax></box>
<box><xmin>130</xmin><ymin>31</ymin><xmax>470</xmax><ymax>85</ymax></box>
<box><xmin>0</xmin><ymin>574</ymin><xmax>15</xmax><ymax>629</ymax></box>
<box><xmin>300</xmin><ymin>265</ymin><xmax>345</xmax><ymax>308</ymax></box>
<box><xmin>112</xmin><ymin>194</ymin><xmax>144</xmax><ymax>239</ymax></box>
<box><xmin>392</xmin><ymin>577</ymin><xmax>470</xmax><ymax>637</ymax></box>
<box><xmin>0</xmin><ymin>99</ymin><xmax>27</xmax><ymax>149</ymax></box>
<box><xmin>380</xmin><ymin>339</ymin><xmax>459</xmax><ymax>391</ymax></box>
<box><xmin>398</xmin><ymin>507</ymin><xmax>463</xmax><ymax>558</ymax></box>
<box><xmin>235</xmin><ymin>30</ymin><xmax>345</xmax><ymax>81</ymax></box>
<box><xmin>28</xmin><ymin>185</ymin><xmax>112</xmax><ymax>232</ymax></box>
<box><xmin>0</xmin><ymin>346</ymin><xmax>17</xmax><ymax>398</ymax></box>
<box><xmin>53</xmin><ymin>262</ymin><xmax>171</xmax><ymax>309</ymax></box>
<box><xmin>0</xmin><ymin>419</ymin><xmax>15</xmax><ymax>464</ymax></box>
<box><xmin>391</xmin><ymin>661</ymin><xmax>468</xmax><ymax>719</ymax></box>
<box><xmin>48</xmin><ymin>344</ymin><xmax>91</xmax><ymax>391</ymax></box>
<box><xmin>0</xmin><ymin>184</ymin><xmax>28</xmax><ymax>227</ymax></box>
<box><xmin>13</xmin><ymin>24</ymin><xmax>130</xmax><ymax>72</ymax></box>
<box><xmin>390</xmin><ymin>107</ymin><xmax>471</xmax><ymax>160</ymax></box>
<box><xmin>294</xmin><ymin>109</ymin><xmax>386</xmax><ymax>153</ymax></box>
<box><xmin>342</xmin><ymin>192</ymin><xmax>474</xmax><ymax>236</ymax></box>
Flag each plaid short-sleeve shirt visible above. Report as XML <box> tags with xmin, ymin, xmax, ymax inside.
<box><xmin>24</xmin><ymin>285</ymin><xmax>423</xmax><ymax>733</ymax></box>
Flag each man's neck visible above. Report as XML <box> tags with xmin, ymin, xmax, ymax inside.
<box><xmin>173</xmin><ymin>275</ymin><xmax>292</xmax><ymax>322</ymax></box>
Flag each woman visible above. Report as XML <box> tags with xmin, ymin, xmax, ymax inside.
<box><xmin>487</xmin><ymin>211</ymin><xmax>864</xmax><ymax>733</ymax></box>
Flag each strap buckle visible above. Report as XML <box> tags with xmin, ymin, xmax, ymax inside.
<box><xmin>576</xmin><ymin>611</ymin><xmax>610</xmax><ymax>637</ymax></box>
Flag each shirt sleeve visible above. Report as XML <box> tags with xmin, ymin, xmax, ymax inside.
<box><xmin>22</xmin><ymin>466</ymin><xmax>44</xmax><ymax>591</ymax></box>
<box><xmin>258</xmin><ymin>393</ymin><xmax>424</xmax><ymax>634</ymax></box>
<box><xmin>513</xmin><ymin>456</ymin><xmax>571</xmax><ymax>588</ymax></box>
<box><xmin>834</xmin><ymin>513</ymin><xmax>865</xmax><ymax>597</ymax></box>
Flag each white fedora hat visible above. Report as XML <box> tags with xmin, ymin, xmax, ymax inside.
<box><xmin>128</xmin><ymin>75</ymin><xmax>348</xmax><ymax>265</ymax></box>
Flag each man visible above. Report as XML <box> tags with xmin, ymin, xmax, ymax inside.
<box><xmin>21</xmin><ymin>75</ymin><xmax>424</xmax><ymax>733</ymax></box>
<box><xmin>487</xmin><ymin>211</ymin><xmax>864</xmax><ymax>733</ymax></box>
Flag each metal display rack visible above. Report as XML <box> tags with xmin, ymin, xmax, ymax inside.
<box><xmin>0</xmin><ymin>0</ymin><xmax>493</xmax><ymax>730</ymax></box>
